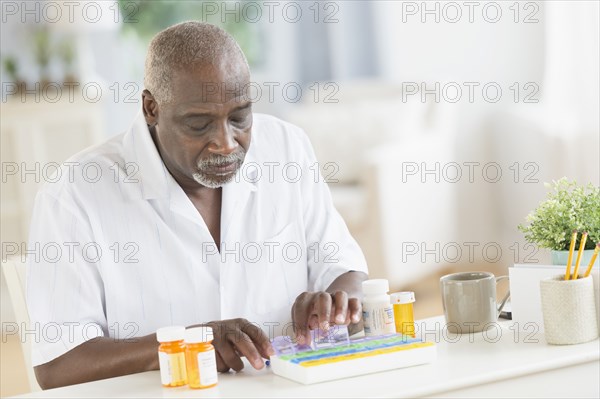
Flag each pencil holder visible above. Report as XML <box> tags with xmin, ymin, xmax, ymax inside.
<box><xmin>540</xmin><ymin>275</ymin><xmax>598</xmax><ymax>345</ymax></box>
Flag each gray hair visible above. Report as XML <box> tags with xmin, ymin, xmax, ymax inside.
<box><xmin>144</xmin><ymin>21</ymin><xmax>249</xmax><ymax>104</ymax></box>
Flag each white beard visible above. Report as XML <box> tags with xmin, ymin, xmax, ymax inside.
<box><xmin>192</xmin><ymin>151</ymin><xmax>245</xmax><ymax>188</ymax></box>
<box><xmin>192</xmin><ymin>170</ymin><xmax>237</xmax><ymax>188</ymax></box>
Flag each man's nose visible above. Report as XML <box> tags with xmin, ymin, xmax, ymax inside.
<box><xmin>210</xmin><ymin>122</ymin><xmax>238</xmax><ymax>155</ymax></box>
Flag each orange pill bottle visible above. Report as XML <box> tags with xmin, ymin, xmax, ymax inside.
<box><xmin>184</xmin><ymin>326</ymin><xmax>218</xmax><ymax>389</ymax></box>
<box><xmin>156</xmin><ymin>326</ymin><xmax>187</xmax><ymax>387</ymax></box>
<box><xmin>391</xmin><ymin>292</ymin><xmax>416</xmax><ymax>338</ymax></box>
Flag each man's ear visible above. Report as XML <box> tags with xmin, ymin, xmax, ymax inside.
<box><xmin>142</xmin><ymin>89</ymin><xmax>159</xmax><ymax>126</ymax></box>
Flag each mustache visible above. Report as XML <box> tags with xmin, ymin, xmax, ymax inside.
<box><xmin>196</xmin><ymin>150</ymin><xmax>245</xmax><ymax>169</ymax></box>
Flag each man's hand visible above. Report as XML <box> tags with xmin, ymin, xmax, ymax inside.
<box><xmin>291</xmin><ymin>290</ymin><xmax>362</xmax><ymax>345</ymax></box>
<box><xmin>205</xmin><ymin>318</ymin><xmax>274</xmax><ymax>373</ymax></box>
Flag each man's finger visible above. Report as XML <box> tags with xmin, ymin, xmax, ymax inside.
<box><xmin>233</xmin><ymin>331</ymin><xmax>264</xmax><ymax>370</ymax></box>
<box><xmin>316</xmin><ymin>292</ymin><xmax>333</xmax><ymax>330</ymax></box>
<box><xmin>348</xmin><ymin>297</ymin><xmax>362</xmax><ymax>323</ymax></box>
<box><xmin>332</xmin><ymin>291</ymin><xmax>348</xmax><ymax>324</ymax></box>
<box><xmin>345</xmin><ymin>310</ymin><xmax>352</xmax><ymax>325</ymax></box>
<box><xmin>215</xmin><ymin>350</ymin><xmax>230</xmax><ymax>373</ymax></box>
<box><xmin>292</xmin><ymin>292</ymin><xmax>311</xmax><ymax>344</ymax></box>
<box><xmin>241</xmin><ymin>322</ymin><xmax>275</xmax><ymax>359</ymax></box>
<box><xmin>219</xmin><ymin>339</ymin><xmax>245</xmax><ymax>372</ymax></box>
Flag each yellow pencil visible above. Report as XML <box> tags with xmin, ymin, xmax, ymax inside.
<box><xmin>565</xmin><ymin>230</ymin><xmax>578</xmax><ymax>280</ymax></box>
<box><xmin>583</xmin><ymin>243</ymin><xmax>600</xmax><ymax>278</ymax></box>
<box><xmin>571</xmin><ymin>232</ymin><xmax>588</xmax><ymax>280</ymax></box>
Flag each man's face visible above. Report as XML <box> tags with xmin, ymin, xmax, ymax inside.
<box><xmin>146</xmin><ymin>56</ymin><xmax>252</xmax><ymax>189</ymax></box>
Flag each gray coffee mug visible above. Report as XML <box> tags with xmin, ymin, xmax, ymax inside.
<box><xmin>440</xmin><ymin>271</ymin><xmax>510</xmax><ymax>333</ymax></box>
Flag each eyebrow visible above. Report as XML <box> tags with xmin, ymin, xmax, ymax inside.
<box><xmin>179</xmin><ymin>102</ymin><xmax>252</xmax><ymax>119</ymax></box>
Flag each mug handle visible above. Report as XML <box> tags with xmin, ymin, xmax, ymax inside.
<box><xmin>495</xmin><ymin>275</ymin><xmax>510</xmax><ymax>317</ymax></box>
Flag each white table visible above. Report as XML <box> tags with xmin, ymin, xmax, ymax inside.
<box><xmin>13</xmin><ymin>317</ymin><xmax>600</xmax><ymax>398</ymax></box>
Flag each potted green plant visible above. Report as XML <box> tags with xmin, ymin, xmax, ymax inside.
<box><xmin>518</xmin><ymin>178</ymin><xmax>600</xmax><ymax>265</ymax></box>
<box><xmin>2</xmin><ymin>56</ymin><xmax>26</xmax><ymax>95</ymax></box>
<box><xmin>32</xmin><ymin>26</ymin><xmax>52</xmax><ymax>88</ymax></box>
<box><xmin>58</xmin><ymin>37</ymin><xmax>77</xmax><ymax>84</ymax></box>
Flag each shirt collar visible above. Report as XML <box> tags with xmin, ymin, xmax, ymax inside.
<box><xmin>122</xmin><ymin>111</ymin><xmax>171</xmax><ymax>200</ymax></box>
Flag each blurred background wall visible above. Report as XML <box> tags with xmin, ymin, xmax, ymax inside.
<box><xmin>1</xmin><ymin>1</ymin><xmax>599</xmax><ymax>394</ymax></box>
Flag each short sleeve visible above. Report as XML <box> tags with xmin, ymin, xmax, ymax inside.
<box><xmin>296</xmin><ymin>131</ymin><xmax>369</xmax><ymax>291</ymax></box>
<box><xmin>26</xmin><ymin>189</ymin><xmax>107</xmax><ymax>367</ymax></box>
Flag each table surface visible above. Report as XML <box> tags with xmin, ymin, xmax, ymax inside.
<box><xmin>13</xmin><ymin>316</ymin><xmax>600</xmax><ymax>398</ymax></box>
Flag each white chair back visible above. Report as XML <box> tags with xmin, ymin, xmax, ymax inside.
<box><xmin>2</xmin><ymin>256</ymin><xmax>41</xmax><ymax>392</ymax></box>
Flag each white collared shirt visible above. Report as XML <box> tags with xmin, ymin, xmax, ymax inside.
<box><xmin>26</xmin><ymin>112</ymin><xmax>368</xmax><ymax>366</ymax></box>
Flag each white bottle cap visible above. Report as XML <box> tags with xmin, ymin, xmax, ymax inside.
<box><xmin>156</xmin><ymin>326</ymin><xmax>185</xmax><ymax>342</ymax></box>
<box><xmin>391</xmin><ymin>291</ymin><xmax>415</xmax><ymax>304</ymax></box>
<box><xmin>184</xmin><ymin>326</ymin><xmax>214</xmax><ymax>343</ymax></box>
<box><xmin>362</xmin><ymin>279</ymin><xmax>390</xmax><ymax>296</ymax></box>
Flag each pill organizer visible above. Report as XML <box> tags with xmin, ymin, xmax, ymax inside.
<box><xmin>269</xmin><ymin>326</ymin><xmax>436</xmax><ymax>384</ymax></box>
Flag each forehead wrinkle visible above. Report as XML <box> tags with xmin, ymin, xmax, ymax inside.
<box><xmin>170</xmin><ymin>69</ymin><xmax>250</xmax><ymax>106</ymax></box>
<box><xmin>176</xmin><ymin>98</ymin><xmax>251</xmax><ymax>118</ymax></box>
<box><xmin>183</xmin><ymin>96</ymin><xmax>249</xmax><ymax>106</ymax></box>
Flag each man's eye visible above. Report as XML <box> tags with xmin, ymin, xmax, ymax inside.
<box><xmin>230</xmin><ymin>115</ymin><xmax>250</xmax><ymax>126</ymax></box>
<box><xmin>188</xmin><ymin>124</ymin><xmax>209</xmax><ymax>132</ymax></box>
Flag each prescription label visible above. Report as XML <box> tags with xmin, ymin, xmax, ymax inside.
<box><xmin>158</xmin><ymin>352</ymin><xmax>187</xmax><ymax>385</ymax></box>
<box><xmin>363</xmin><ymin>305</ymin><xmax>395</xmax><ymax>336</ymax></box>
<box><xmin>197</xmin><ymin>349</ymin><xmax>218</xmax><ymax>386</ymax></box>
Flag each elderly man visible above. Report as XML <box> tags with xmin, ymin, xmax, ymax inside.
<box><xmin>27</xmin><ymin>21</ymin><xmax>368</xmax><ymax>389</ymax></box>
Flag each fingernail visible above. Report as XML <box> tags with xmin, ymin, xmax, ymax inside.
<box><xmin>335</xmin><ymin>315</ymin><xmax>344</xmax><ymax>324</ymax></box>
<box><xmin>321</xmin><ymin>321</ymin><xmax>330</xmax><ymax>330</ymax></box>
<box><xmin>352</xmin><ymin>315</ymin><xmax>360</xmax><ymax>323</ymax></box>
